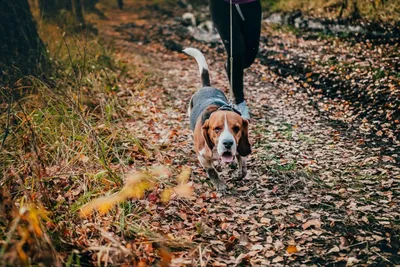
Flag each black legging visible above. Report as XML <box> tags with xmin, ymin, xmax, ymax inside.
<box><xmin>210</xmin><ymin>0</ymin><xmax>262</xmax><ymax>104</ymax></box>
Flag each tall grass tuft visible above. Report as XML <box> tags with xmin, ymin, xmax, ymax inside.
<box><xmin>0</xmin><ymin>18</ymin><xmax>153</xmax><ymax>264</ymax></box>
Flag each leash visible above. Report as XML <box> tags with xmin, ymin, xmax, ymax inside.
<box><xmin>229</xmin><ymin>0</ymin><xmax>234</xmax><ymax>102</ymax></box>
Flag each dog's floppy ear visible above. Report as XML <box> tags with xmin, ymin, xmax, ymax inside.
<box><xmin>238</xmin><ymin>119</ymin><xmax>251</xmax><ymax>157</ymax></box>
<box><xmin>202</xmin><ymin>119</ymin><xmax>214</xmax><ymax>151</ymax></box>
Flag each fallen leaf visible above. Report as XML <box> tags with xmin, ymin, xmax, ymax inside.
<box><xmin>260</xmin><ymin>217</ymin><xmax>271</xmax><ymax>225</ymax></box>
<box><xmin>346</xmin><ymin>257</ymin><xmax>360</xmax><ymax>266</ymax></box>
<box><xmin>161</xmin><ymin>188</ymin><xmax>173</xmax><ymax>203</ymax></box>
<box><xmin>174</xmin><ymin>184</ymin><xmax>193</xmax><ymax>198</ymax></box>
<box><xmin>274</xmin><ymin>240</ymin><xmax>284</xmax><ymax>250</ymax></box>
<box><xmin>286</xmin><ymin>245</ymin><xmax>298</xmax><ymax>254</ymax></box>
<box><xmin>237</xmin><ymin>186</ymin><xmax>250</xmax><ymax>191</ymax></box>
<box><xmin>159</xmin><ymin>247</ymin><xmax>172</xmax><ymax>267</ymax></box>
<box><xmin>272</xmin><ymin>256</ymin><xmax>283</xmax><ymax>263</ymax></box>
<box><xmin>302</xmin><ymin>219</ymin><xmax>322</xmax><ymax>230</ymax></box>
<box><xmin>220</xmin><ymin>222</ymin><xmax>229</xmax><ymax>230</ymax></box>
<box><xmin>339</xmin><ymin>236</ymin><xmax>349</xmax><ymax>249</ymax></box>
<box><xmin>327</xmin><ymin>246</ymin><xmax>340</xmax><ymax>254</ymax></box>
<box><xmin>265</xmin><ymin>250</ymin><xmax>275</xmax><ymax>258</ymax></box>
<box><xmin>79</xmin><ymin>155</ymin><xmax>89</xmax><ymax>163</ymax></box>
<box><xmin>251</xmin><ymin>244</ymin><xmax>263</xmax><ymax>251</ymax></box>
<box><xmin>177</xmin><ymin>166</ymin><xmax>191</xmax><ymax>184</ymax></box>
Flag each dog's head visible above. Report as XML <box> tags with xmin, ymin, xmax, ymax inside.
<box><xmin>202</xmin><ymin>110</ymin><xmax>251</xmax><ymax>163</ymax></box>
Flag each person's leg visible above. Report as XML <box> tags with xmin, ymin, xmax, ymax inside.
<box><xmin>232</xmin><ymin>0</ymin><xmax>262</xmax><ymax>119</ymax></box>
<box><xmin>238</xmin><ymin>0</ymin><xmax>262</xmax><ymax>69</ymax></box>
<box><xmin>209</xmin><ymin>0</ymin><xmax>246</xmax><ymax>105</ymax></box>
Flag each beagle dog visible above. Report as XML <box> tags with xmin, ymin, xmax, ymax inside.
<box><xmin>183</xmin><ymin>48</ymin><xmax>251</xmax><ymax>191</ymax></box>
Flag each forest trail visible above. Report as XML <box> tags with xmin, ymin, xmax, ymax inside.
<box><xmin>90</xmin><ymin>1</ymin><xmax>399</xmax><ymax>265</ymax></box>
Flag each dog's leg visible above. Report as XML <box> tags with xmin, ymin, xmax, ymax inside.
<box><xmin>236</xmin><ymin>155</ymin><xmax>247</xmax><ymax>178</ymax></box>
<box><xmin>198</xmin><ymin>154</ymin><xmax>226</xmax><ymax>192</ymax></box>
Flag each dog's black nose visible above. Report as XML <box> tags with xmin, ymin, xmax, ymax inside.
<box><xmin>223</xmin><ymin>140</ymin><xmax>234</xmax><ymax>149</ymax></box>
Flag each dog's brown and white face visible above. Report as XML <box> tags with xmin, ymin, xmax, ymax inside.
<box><xmin>201</xmin><ymin>110</ymin><xmax>251</xmax><ymax>163</ymax></box>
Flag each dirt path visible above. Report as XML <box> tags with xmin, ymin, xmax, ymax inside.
<box><xmin>92</xmin><ymin>2</ymin><xmax>399</xmax><ymax>265</ymax></box>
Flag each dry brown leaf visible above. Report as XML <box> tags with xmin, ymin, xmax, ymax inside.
<box><xmin>302</xmin><ymin>219</ymin><xmax>322</xmax><ymax>230</ymax></box>
<box><xmin>339</xmin><ymin>236</ymin><xmax>349</xmax><ymax>249</ymax></box>
<box><xmin>251</xmin><ymin>244</ymin><xmax>263</xmax><ymax>251</ymax></box>
<box><xmin>220</xmin><ymin>222</ymin><xmax>229</xmax><ymax>230</ymax></box>
<box><xmin>272</xmin><ymin>256</ymin><xmax>284</xmax><ymax>263</ymax></box>
<box><xmin>237</xmin><ymin>186</ymin><xmax>250</xmax><ymax>191</ymax></box>
<box><xmin>265</xmin><ymin>250</ymin><xmax>275</xmax><ymax>258</ymax></box>
<box><xmin>382</xmin><ymin>155</ymin><xmax>395</xmax><ymax>163</ymax></box>
<box><xmin>149</xmin><ymin>165</ymin><xmax>171</xmax><ymax>178</ymax></box>
<box><xmin>346</xmin><ymin>257</ymin><xmax>360</xmax><ymax>266</ymax></box>
<box><xmin>79</xmin><ymin>155</ymin><xmax>89</xmax><ymax>163</ymax></box>
<box><xmin>260</xmin><ymin>217</ymin><xmax>271</xmax><ymax>225</ymax></box>
<box><xmin>174</xmin><ymin>184</ymin><xmax>193</xmax><ymax>198</ymax></box>
<box><xmin>327</xmin><ymin>246</ymin><xmax>340</xmax><ymax>254</ymax></box>
<box><xmin>274</xmin><ymin>240</ymin><xmax>284</xmax><ymax>250</ymax></box>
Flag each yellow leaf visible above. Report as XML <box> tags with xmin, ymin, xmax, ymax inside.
<box><xmin>80</xmin><ymin>196</ymin><xmax>117</xmax><ymax>217</ymax></box>
<box><xmin>123</xmin><ymin>185</ymin><xmax>145</xmax><ymax>199</ymax></box>
<box><xmin>98</xmin><ymin>202</ymin><xmax>113</xmax><ymax>215</ymax></box>
<box><xmin>161</xmin><ymin>188</ymin><xmax>173</xmax><ymax>203</ymax></box>
<box><xmin>177</xmin><ymin>166</ymin><xmax>191</xmax><ymax>184</ymax></box>
<box><xmin>26</xmin><ymin>209</ymin><xmax>43</xmax><ymax>236</ymax></box>
<box><xmin>174</xmin><ymin>184</ymin><xmax>193</xmax><ymax>198</ymax></box>
<box><xmin>286</xmin><ymin>245</ymin><xmax>298</xmax><ymax>254</ymax></box>
<box><xmin>125</xmin><ymin>172</ymin><xmax>147</xmax><ymax>185</ymax></box>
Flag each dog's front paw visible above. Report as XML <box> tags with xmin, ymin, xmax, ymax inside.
<box><xmin>213</xmin><ymin>180</ymin><xmax>227</xmax><ymax>193</ymax></box>
<box><xmin>207</xmin><ymin>168</ymin><xmax>226</xmax><ymax>193</ymax></box>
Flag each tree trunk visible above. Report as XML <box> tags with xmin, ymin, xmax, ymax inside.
<box><xmin>39</xmin><ymin>0</ymin><xmax>72</xmax><ymax>19</ymax></box>
<box><xmin>84</xmin><ymin>0</ymin><xmax>98</xmax><ymax>11</ymax></box>
<box><xmin>0</xmin><ymin>0</ymin><xmax>49</xmax><ymax>84</ymax></box>
<box><xmin>350</xmin><ymin>0</ymin><xmax>361</xmax><ymax>19</ymax></box>
<box><xmin>117</xmin><ymin>0</ymin><xmax>124</xmax><ymax>10</ymax></box>
<box><xmin>38</xmin><ymin>0</ymin><xmax>57</xmax><ymax>18</ymax></box>
<box><xmin>72</xmin><ymin>0</ymin><xmax>85</xmax><ymax>27</ymax></box>
<box><xmin>338</xmin><ymin>0</ymin><xmax>347</xmax><ymax>18</ymax></box>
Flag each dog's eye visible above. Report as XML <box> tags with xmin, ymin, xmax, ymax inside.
<box><xmin>232</xmin><ymin>126</ymin><xmax>240</xmax><ymax>133</ymax></box>
<box><xmin>214</xmin><ymin>127</ymin><xmax>221</xmax><ymax>133</ymax></box>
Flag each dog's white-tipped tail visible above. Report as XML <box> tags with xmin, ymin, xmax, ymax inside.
<box><xmin>183</xmin><ymin>48</ymin><xmax>211</xmax><ymax>87</ymax></box>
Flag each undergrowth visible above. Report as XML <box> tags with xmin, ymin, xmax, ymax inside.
<box><xmin>0</xmin><ymin>16</ymin><xmax>186</xmax><ymax>265</ymax></box>
<box><xmin>262</xmin><ymin>0</ymin><xmax>400</xmax><ymax>23</ymax></box>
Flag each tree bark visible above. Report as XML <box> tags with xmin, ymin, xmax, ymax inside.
<box><xmin>84</xmin><ymin>0</ymin><xmax>98</xmax><ymax>12</ymax></box>
<box><xmin>338</xmin><ymin>0</ymin><xmax>347</xmax><ymax>18</ymax></box>
<box><xmin>38</xmin><ymin>0</ymin><xmax>72</xmax><ymax>19</ymax></box>
<box><xmin>117</xmin><ymin>0</ymin><xmax>124</xmax><ymax>10</ymax></box>
<box><xmin>0</xmin><ymin>0</ymin><xmax>49</xmax><ymax>84</ymax></box>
